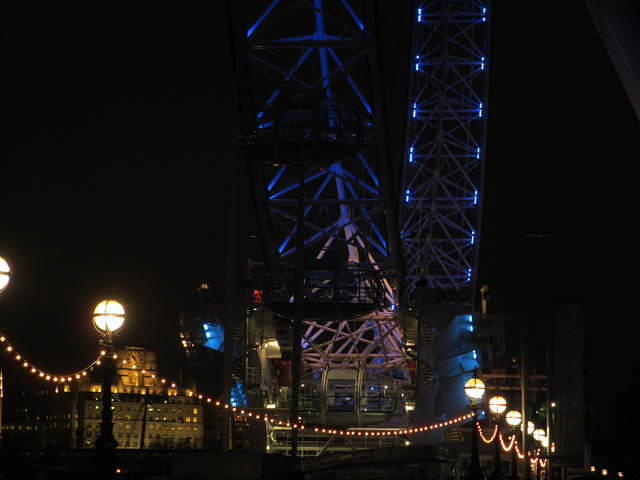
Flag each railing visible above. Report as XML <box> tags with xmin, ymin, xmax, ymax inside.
<box><xmin>264</xmin><ymin>267</ymin><xmax>383</xmax><ymax>308</ymax></box>
<box><xmin>241</xmin><ymin>100</ymin><xmax>366</xmax><ymax>166</ymax></box>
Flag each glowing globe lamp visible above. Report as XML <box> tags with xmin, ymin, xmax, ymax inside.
<box><xmin>0</xmin><ymin>256</ymin><xmax>10</xmax><ymax>294</ymax></box>
<box><xmin>464</xmin><ymin>377</ymin><xmax>486</xmax><ymax>401</ymax></box>
<box><xmin>93</xmin><ymin>300</ymin><xmax>125</xmax><ymax>336</ymax></box>
<box><xmin>527</xmin><ymin>421</ymin><xmax>535</xmax><ymax>435</ymax></box>
<box><xmin>488</xmin><ymin>395</ymin><xmax>507</xmax><ymax>414</ymax></box>
<box><xmin>533</xmin><ymin>428</ymin><xmax>546</xmax><ymax>442</ymax></box>
<box><xmin>505</xmin><ymin>410</ymin><xmax>522</xmax><ymax>427</ymax></box>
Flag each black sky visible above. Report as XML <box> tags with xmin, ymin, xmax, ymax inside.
<box><xmin>1</xmin><ymin>0</ymin><xmax>637</xmax><ymax>457</ymax></box>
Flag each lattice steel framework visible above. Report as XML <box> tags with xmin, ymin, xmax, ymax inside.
<box><xmin>302</xmin><ymin>312</ymin><xmax>405</xmax><ymax>370</ymax></box>
<box><xmin>231</xmin><ymin>0</ymin><xmax>405</xmax><ymax>371</ymax></box>
<box><xmin>400</xmin><ymin>0</ymin><xmax>490</xmax><ymax>299</ymax></box>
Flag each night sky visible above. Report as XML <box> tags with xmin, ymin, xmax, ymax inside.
<box><xmin>1</xmin><ymin>0</ymin><xmax>637</xmax><ymax>460</ymax></box>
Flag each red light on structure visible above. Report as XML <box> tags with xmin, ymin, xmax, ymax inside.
<box><xmin>249</xmin><ymin>289</ymin><xmax>264</xmax><ymax>305</ymax></box>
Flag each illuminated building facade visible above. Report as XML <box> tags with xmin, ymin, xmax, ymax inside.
<box><xmin>1</xmin><ymin>346</ymin><xmax>204</xmax><ymax>450</ymax></box>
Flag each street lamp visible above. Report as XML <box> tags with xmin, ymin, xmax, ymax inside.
<box><xmin>465</xmin><ymin>377</ymin><xmax>486</xmax><ymax>402</ymax></box>
<box><xmin>465</xmin><ymin>376</ymin><xmax>486</xmax><ymax>480</ymax></box>
<box><xmin>505</xmin><ymin>410</ymin><xmax>522</xmax><ymax>480</ymax></box>
<box><xmin>93</xmin><ymin>299</ymin><xmax>125</xmax><ymax>476</ymax></box>
<box><xmin>506</xmin><ymin>410</ymin><xmax>522</xmax><ymax>428</ymax></box>
<box><xmin>532</xmin><ymin>428</ymin><xmax>546</xmax><ymax>443</ymax></box>
<box><xmin>93</xmin><ymin>300</ymin><xmax>125</xmax><ymax>337</ymax></box>
<box><xmin>0</xmin><ymin>256</ymin><xmax>10</xmax><ymax>294</ymax></box>
<box><xmin>489</xmin><ymin>396</ymin><xmax>508</xmax><ymax>480</ymax></box>
<box><xmin>489</xmin><ymin>396</ymin><xmax>507</xmax><ymax>414</ymax></box>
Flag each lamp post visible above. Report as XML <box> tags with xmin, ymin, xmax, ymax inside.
<box><xmin>505</xmin><ymin>410</ymin><xmax>522</xmax><ymax>480</ymax></box>
<box><xmin>92</xmin><ymin>299</ymin><xmax>125</xmax><ymax>477</ymax></box>
<box><xmin>465</xmin><ymin>376</ymin><xmax>486</xmax><ymax>480</ymax></box>
<box><xmin>532</xmin><ymin>428</ymin><xmax>547</xmax><ymax>480</ymax></box>
<box><xmin>489</xmin><ymin>396</ymin><xmax>508</xmax><ymax>480</ymax></box>
<box><xmin>0</xmin><ymin>256</ymin><xmax>8</xmax><ymax>451</ymax></box>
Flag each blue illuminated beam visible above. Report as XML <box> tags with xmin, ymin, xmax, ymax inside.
<box><xmin>247</xmin><ymin>0</ymin><xmax>281</xmax><ymax>38</ymax></box>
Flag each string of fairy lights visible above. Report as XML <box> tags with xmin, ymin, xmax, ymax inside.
<box><xmin>480</xmin><ymin>427</ymin><xmax>622</xmax><ymax>480</ymax></box>
<box><xmin>0</xmin><ymin>326</ymin><xmax>558</xmax><ymax>461</ymax></box>
<box><xmin>0</xmin><ymin>330</ymin><xmax>106</xmax><ymax>382</ymax></box>
<box><xmin>0</xmin><ymin>329</ymin><xmax>295</xmax><ymax>426</ymax></box>
<box><xmin>0</xmin><ymin>329</ymin><xmax>560</xmax><ymax>473</ymax></box>
<box><xmin>304</xmin><ymin>412</ymin><xmax>477</xmax><ymax>437</ymax></box>
<box><xmin>499</xmin><ymin>431</ymin><xmax>516</xmax><ymax>451</ymax></box>
<box><xmin>0</xmin><ymin>330</ymin><xmax>558</xmax><ymax>454</ymax></box>
<box><xmin>477</xmin><ymin>421</ymin><xmax>552</xmax><ymax>467</ymax></box>
<box><xmin>0</xmin><ymin>328</ymin><xmax>482</xmax><ymax>435</ymax></box>
<box><xmin>0</xmin><ymin>335</ymin><xmax>552</xmax><ymax>456</ymax></box>
<box><xmin>2</xmin><ymin>339</ymin><xmax>624</xmax><ymax>467</ymax></box>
